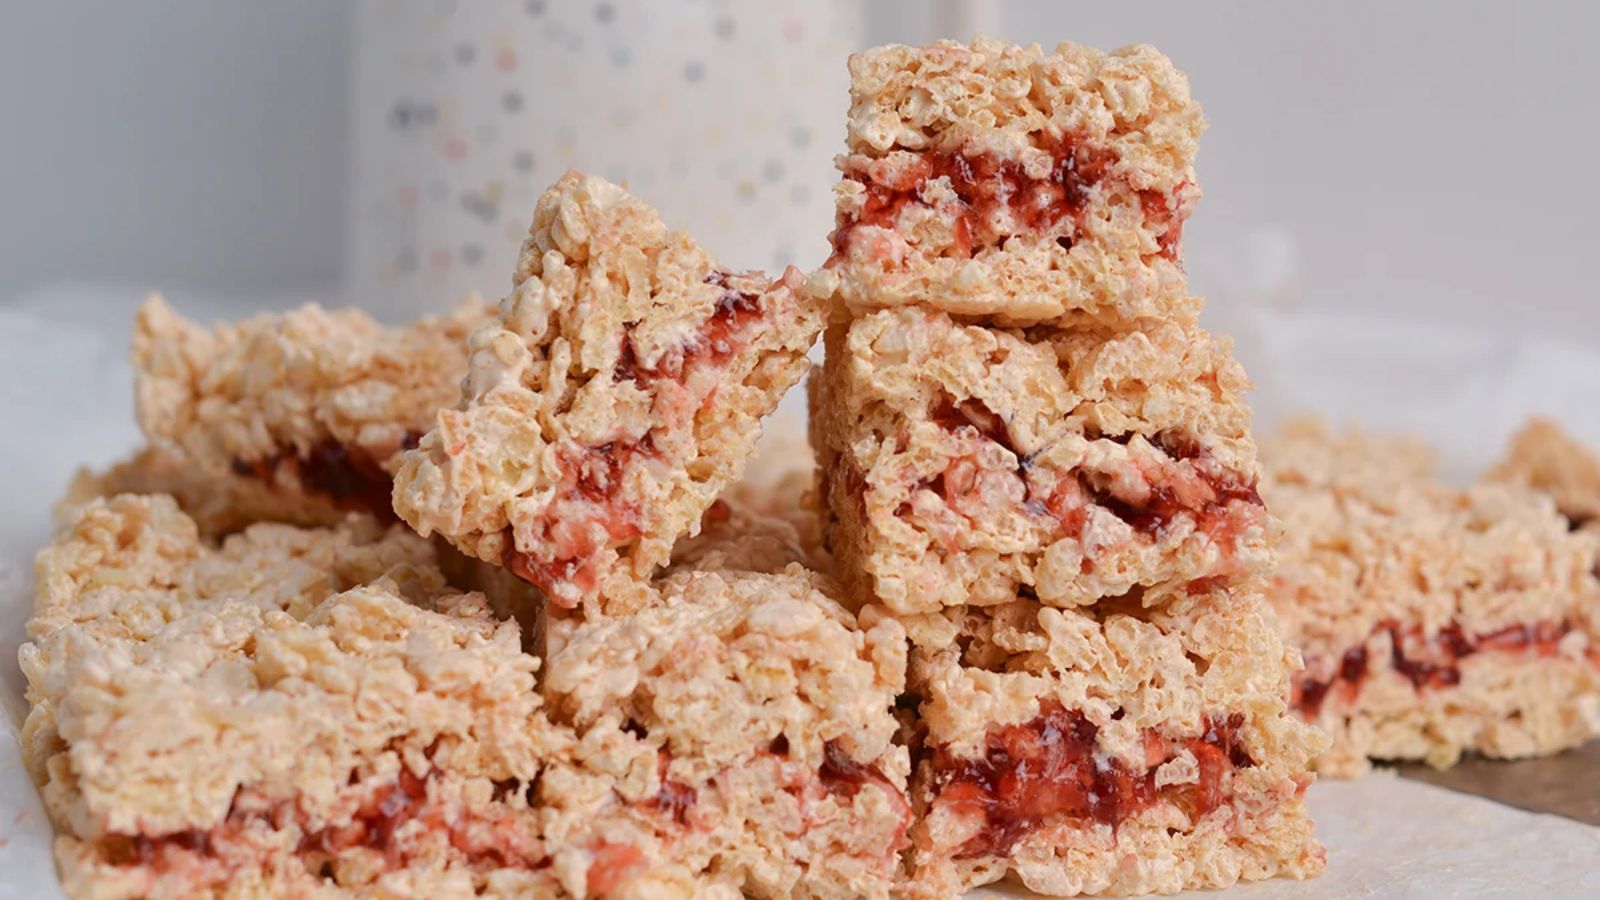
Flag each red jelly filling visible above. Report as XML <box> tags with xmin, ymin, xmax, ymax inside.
<box><xmin>505</xmin><ymin>272</ymin><xmax>770</xmax><ymax>599</ymax></box>
<box><xmin>1293</xmin><ymin>619</ymin><xmax>1575</xmax><ymax>716</ymax></box>
<box><xmin>502</xmin><ymin>441</ymin><xmax>651</xmax><ymax>600</ymax></box>
<box><xmin>919</xmin><ymin>405</ymin><xmax>1263</xmax><ymax>560</ymax></box>
<box><xmin>930</xmin><ymin>705</ymin><xmax>1254</xmax><ymax>859</ymax></box>
<box><xmin>101</xmin><ymin>760</ymin><xmax>548</xmax><ymax>877</ymax></box>
<box><xmin>231</xmin><ymin>432</ymin><xmax>421</xmax><ymax>518</ymax></box>
<box><xmin>829</xmin><ymin>135</ymin><xmax>1185</xmax><ymax>265</ymax></box>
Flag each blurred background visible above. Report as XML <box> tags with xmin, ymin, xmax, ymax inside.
<box><xmin>3</xmin><ymin>0</ymin><xmax>1600</xmax><ymax>357</ymax></box>
<box><xmin>2</xmin><ymin>0</ymin><xmax>1596</xmax><ymax>342</ymax></box>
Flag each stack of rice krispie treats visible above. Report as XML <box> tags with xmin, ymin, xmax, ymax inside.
<box><xmin>810</xmin><ymin>39</ymin><xmax>1324</xmax><ymax>897</ymax></box>
<box><xmin>24</xmin><ymin>37</ymin><xmax>1333</xmax><ymax>900</ymax></box>
<box><xmin>1262</xmin><ymin>419</ymin><xmax>1600</xmax><ymax>777</ymax></box>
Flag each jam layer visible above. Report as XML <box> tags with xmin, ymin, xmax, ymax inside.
<box><xmin>830</xmin><ymin>138</ymin><xmax>1188</xmax><ymax>265</ymax></box>
<box><xmin>1294</xmin><ymin>619</ymin><xmax>1576</xmax><ymax>716</ymax></box>
<box><xmin>230</xmin><ymin>431</ymin><xmax>421</xmax><ymax>519</ymax></box>
<box><xmin>928</xmin><ymin>704</ymin><xmax>1254</xmax><ymax>859</ymax></box>
<box><xmin>501</xmin><ymin>273</ymin><xmax>771</xmax><ymax>602</ymax></box>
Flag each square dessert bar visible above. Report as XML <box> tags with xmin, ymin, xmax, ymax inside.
<box><xmin>812</xmin><ymin>306</ymin><xmax>1269</xmax><ymax>614</ymax></box>
<box><xmin>23</xmin><ymin>494</ymin><xmax>572</xmax><ymax>899</ymax></box>
<box><xmin>874</xmin><ymin>588</ymin><xmax>1324</xmax><ymax>897</ymax></box>
<box><xmin>395</xmin><ymin>172</ymin><xmax>824</xmax><ymax>616</ymax></box>
<box><xmin>134</xmin><ymin>293</ymin><xmax>492</xmax><ymax>522</ymax></box>
<box><xmin>25</xmin><ymin>497</ymin><xmax>912</xmax><ymax>899</ymax></box>
<box><xmin>543</xmin><ymin>568</ymin><xmax>911</xmax><ymax>899</ymax></box>
<box><xmin>815</xmin><ymin>37</ymin><xmax>1206</xmax><ymax>327</ymax></box>
<box><xmin>1262</xmin><ymin>419</ymin><xmax>1600</xmax><ymax>777</ymax></box>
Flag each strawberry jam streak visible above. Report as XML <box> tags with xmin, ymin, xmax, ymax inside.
<box><xmin>503</xmin><ymin>272</ymin><xmax>769</xmax><ymax>599</ymax></box>
<box><xmin>923</xmin><ymin>406</ymin><xmax>1262</xmax><ymax>555</ymax></box>
<box><xmin>829</xmin><ymin>137</ymin><xmax>1186</xmax><ymax>263</ymax></box>
<box><xmin>99</xmin><ymin>763</ymin><xmax>548</xmax><ymax>877</ymax></box>
<box><xmin>231</xmin><ymin>431</ymin><xmax>421</xmax><ymax>518</ymax></box>
<box><xmin>930</xmin><ymin>705</ymin><xmax>1254</xmax><ymax>859</ymax></box>
<box><xmin>1293</xmin><ymin>619</ymin><xmax>1575</xmax><ymax>716</ymax></box>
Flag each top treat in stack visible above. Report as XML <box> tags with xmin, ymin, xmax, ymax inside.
<box><xmin>817</xmin><ymin>37</ymin><xmax>1205</xmax><ymax>327</ymax></box>
<box><xmin>394</xmin><ymin>172</ymin><xmax>825</xmax><ymax>617</ymax></box>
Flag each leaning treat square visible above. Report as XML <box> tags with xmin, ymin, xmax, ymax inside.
<box><xmin>541</xmin><ymin>567</ymin><xmax>912</xmax><ymax>899</ymax></box>
<box><xmin>133</xmin><ymin>294</ymin><xmax>492</xmax><ymax>524</ymax></box>
<box><xmin>812</xmin><ymin>306</ymin><xmax>1269</xmax><ymax>615</ymax></box>
<box><xmin>395</xmin><ymin>172</ymin><xmax>824</xmax><ymax>616</ymax></box>
<box><xmin>878</xmin><ymin>588</ymin><xmax>1325</xmax><ymax>898</ymax></box>
<box><xmin>815</xmin><ymin>38</ymin><xmax>1205</xmax><ymax>328</ymax></box>
<box><xmin>1263</xmin><ymin>419</ymin><xmax>1600</xmax><ymax>777</ymax></box>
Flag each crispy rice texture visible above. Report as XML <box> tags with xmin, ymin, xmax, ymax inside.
<box><xmin>812</xmin><ymin>306</ymin><xmax>1269</xmax><ymax>614</ymax></box>
<box><xmin>543</xmin><ymin>568</ymin><xmax>911</xmax><ymax>899</ymax></box>
<box><xmin>667</xmin><ymin>448</ymin><xmax>832</xmax><ymax>578</ymax></box>
<box><xmin>133</xmin><ymin>293</ymin><xmax>491</xmax><ymax>519</ymax></box>
<box><xmin>1262</xmin><ymin>418</ymin><xmax>1600</xmax><ymax>777</ymax></box>
<box><xmin>57</xmin><ymin>446</ymin><xmax>350</xmax><ymax>536</ymax></box>
<box><xmin>24</xmin><ymin>498</ymin><xmax>912</xmax><ymax>899</ymax></box>
<box><xmin>815</xmin><ymin>37</ymin><xmax>1206</xmax><ymax>326</ymax></box>
<box><xmin>394</xmin><ymin>172</ymin><xmax>824</xmax><ymax>617</ymax></box>
<box><xmin>1488</xmin><ymin>416</ymin><xmax>1600</xmax><ymax>530</ymax></box>
<box><xmin>22</xmin><ymin>495</ymin><xmax>571</xmax><ymax>899</ymax></box>
<box><xmin>868</xmin><ymin>589</ymin><xmax>1324</xmax><ymax>898</ymax></box>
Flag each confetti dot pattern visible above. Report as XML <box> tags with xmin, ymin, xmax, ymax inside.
<box><xmin>350</xmin><ymin>0</ymin><xmax>857</xmax><ymax>316</ymax></box>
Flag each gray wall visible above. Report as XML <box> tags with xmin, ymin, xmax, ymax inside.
<box><xmin>2</xmin><ymin>2</ymin><xmax>1596</xmax><ymax>344</ymax></box>
<box><xmin>0</xmin><ymin>1</ymin><xmax>349</xmax><ymax>301</ymax></box>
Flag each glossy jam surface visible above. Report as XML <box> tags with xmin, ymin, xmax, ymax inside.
<box><xmin>930</xmin><ymin>705</ymin><xmax>1254</xmax><ymax>859</ymax></box>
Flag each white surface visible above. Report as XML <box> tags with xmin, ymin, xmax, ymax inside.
<box><xmin>2</xmin><ymin>284</ymin><xmax>1598</xmax><ymax>897</ymax></box>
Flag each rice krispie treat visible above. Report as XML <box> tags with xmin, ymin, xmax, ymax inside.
<box><xmin>134</xmin><ymin>293</ymin><xmax>491</xmax><ymax>521</ymax></box>
<box><xmin>1262</xmin><ymin>419</ymin><xmax>1600</xmax><ymax>777</ymax></box>
<box><xmin>56</xmin><ymin>445</ymin><xmax>349</xmax><ymax>536</ymax></box>
<box><xmin>1489</xmin><ymin>417</ymin><xmax>1600</xmax><ymax>536</ymax></box>
<box><xmin>875</xmin><ymin>587</ymin><xmax>1324</xmax><ymax>897</ymax></box>
<box><xmin>813</xmin><ymin>38</ymin><xmax>1205</xmax><ymax>327</ymax></box>
<box><xmin>24</xmin><ymin>497</ymin><xmax>913</xmax><ymax>899</ymax></box>
<box><xmin>395</xmin><ymin>172</ymin><xmax>823</xmax><ymax>615</ymax></box>
<box><xmin>543</xmin><ymin>568</ymin><xmax>912</xmax><ymax>898</ymax></box>
<box><xmin>21</xmin><ymin>495</ymin><xmax>575</xmax><ymax>898</ymax></box>
<box><xmin>666</xmin><ymin>449</ymin><xmax>830</xmax><ymax>577</ymax></box>
<box><xmin>812</xmin><ymin>306</ymin><xmax>1268</xmax><ymax>614</ymax></box>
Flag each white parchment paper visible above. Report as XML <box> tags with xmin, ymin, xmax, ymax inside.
<box><xmin>2</xmin><ymin>285</ymin><xmax>1597</xmax><ymax>898</ymax></box>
